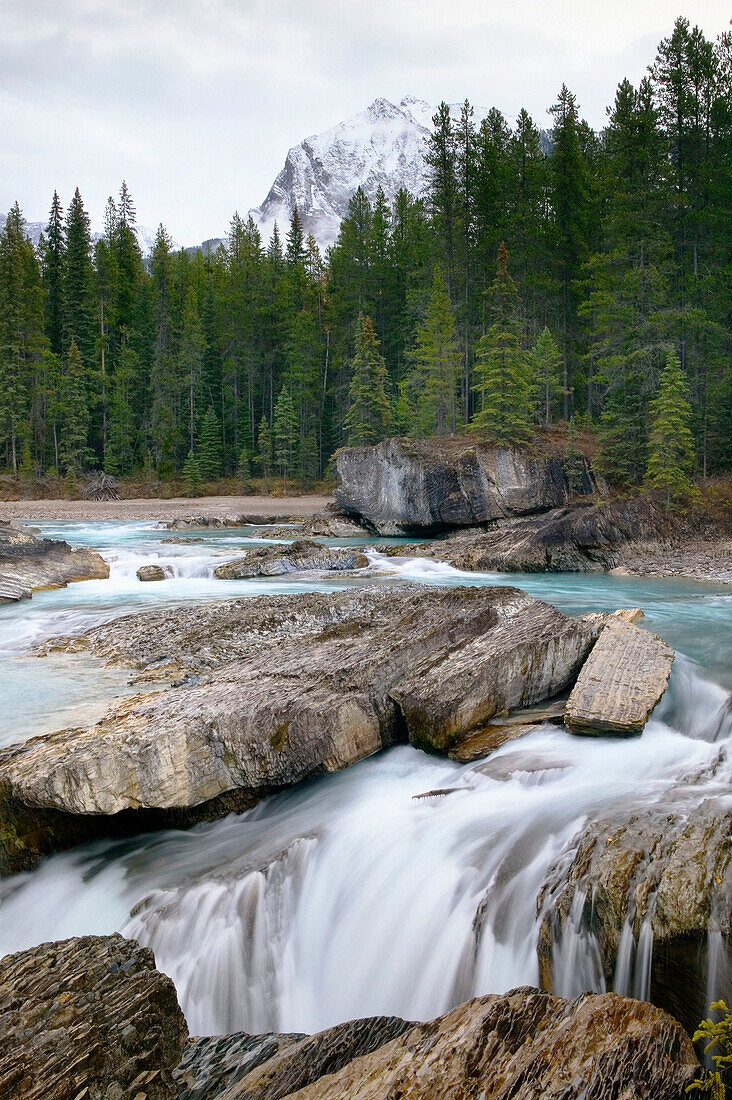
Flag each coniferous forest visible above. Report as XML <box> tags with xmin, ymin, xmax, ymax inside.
<box><xmin>1</xmin><ymin>17</ymin><xmax>731</xmax><ymax>499</ymax></box>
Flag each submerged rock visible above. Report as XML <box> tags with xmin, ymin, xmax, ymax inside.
<box><xmin>0</xmin><ymin>934</ymin><xmax>186</xmax><ymax>1100</ymax></box>
<box><xmin>137</xmin><ymin>563</ymin><xmax>171</xmax><ymax>581</ymax></box>
<box><xmin>565</xmin><ymin>618</ymin><xmax>674</xmax><ymax>736</ymax></box>
<box><xmin>214</xmin><ymin>540</ymin><xmax>369</xmax><ymax>578</ymax></box>
<box><xmin>335</xmin><ymin>437</ymin><xmax>596</xmax><ymax>535</ymax></box>
<box><xmin>0</xmin><ymin>585</ymin><xmax>595</xmax><ymax>871</ymax></box>
<box><xmin>0</xmin><ymin>520</ymin><xmax>108</xmax><ymax>601</ymax></box>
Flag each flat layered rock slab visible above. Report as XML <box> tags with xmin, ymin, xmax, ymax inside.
<box><xmin>0</xmin><ymin>585</ymin><xmax>596</xmax><ymax>871</ymax></box>
<box><xmin>0</xmin><ymin>934</ymin><xmax>186</xmax><ymax>1100</ymax></box>
<box><xmin>449</xmin><ymin>701</ymin><xmax>566</xmax><ymax>763</ymax></box>
<box><xmin>214</xmin><ymin>540</ymin><xmax>369</xmax><ymax>578</ymax></box>
<box><xmin>565</xmin><ymin>619</ymin><xmax>673</xmax><ymax>736</ymax></box>
<box><xmin>0</xmin><ymin>519</ymin><xmax>109</xmax><ymax>600</ymax></box>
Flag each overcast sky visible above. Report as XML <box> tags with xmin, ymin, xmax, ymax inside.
<box><xmin>2</xmin><ymin>1</ymin><xmax>729</xmax><ymax>245</ymax></box>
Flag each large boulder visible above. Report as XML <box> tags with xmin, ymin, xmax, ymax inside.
<box><xmin>334</xmin><ymin>437</ymin><xmax>596</xmax><ymax>535</ymax></box>
<box><xmin>0</xmin><ymin>519</ymin><xmax>109</xmax><ymax>601</ymax></box>
<box><xmin>565</xmin><ymin>618</ymin><xmax>674</xmax><ymax>735</ymax></box>
<box><xmin>214</xmin><ymin>540</ymin><xmax>368</xmax><ymax>578</ymax></box>
<box><xmin>187</xmin><ymin>990</ymin><xmax>702</xmax><ymax>1100</ymax></box>
<box><xmin>0</xmin><ymin>586</ymin><xmax>596</xmax><ymax>872</ymax></box>
<box><xmin>0</xmin><ymin>933</ymin><xmax>186</xmax><ymax>1100</ymax></box>
<box><xmin>537</xmin><ymin>793</ymin><xmax>732</xmax><ymax>1036</ymax></box>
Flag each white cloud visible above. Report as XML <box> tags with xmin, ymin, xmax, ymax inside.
<box><xmin>1</xmin><ymin>0</ymin><xmax>728</xmax><ymax>243</ymax></box>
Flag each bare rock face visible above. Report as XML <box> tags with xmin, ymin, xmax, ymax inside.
<box><xmin>0</xmin><ymin>586</ymin><xmax>595</xmax><ymax>872</ymax></box>
<box><xmin>565</xmin><ymin>619</ymin><xmax>674</xmax><ymax>736</ymax></box>
<box><xmin>537</xmin><ymin>792</ymin><xmax>732</xmax><ymax>1036</ymax></box>
<box><xmin>214</xmin><ymin>540</ymin><xmax>369</xmax><ymax>579</ymax></box>
<box><xmin>0</xmin><ymin>520</ymin><xmax>109</xmax><ymax>601</ymax></box>
<box><xmin>0</xmin><ymin>933</ymin><xmax>186</xmax><ymax>1100</ymax></box>
<box><xmin>213</xmin><ymin>990</ymin><xmax>701</xmax><ymax>1100</ymax></box>
<box><xmin>137</xmin><ymin>563</ymin><xmax>170</xmax><ymax>581</ymax></box>
<box><xmin>335</xmin><ymin>437</ymin><xmax>596</xmax><ymax>535</ymax></box>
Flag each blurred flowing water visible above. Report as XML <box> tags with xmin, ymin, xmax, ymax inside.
<box><xmin>0</xmin><ymin>519</ymin><xmax>729</xmax><ymax>1034</ymax></box>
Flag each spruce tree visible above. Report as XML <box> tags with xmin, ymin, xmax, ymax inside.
<box><xmin>471</xmin><ymin>245</ymin><xmax>533</xmax><ymax>443</ymax></box>
<box><xmin>286</xmin><ymin>205</ymin><xmax>306</xmax><ymax>268</ymax></box>
<box><xmin>43</xmin><ymin>191</ymin><xmax>65</xmax><ymax>356</ymax></box>
<box><xmin>532</xmin><ymin>327</ymin><xmax>562</xmax><ymax>426</ymax></box>
<box><xmin>344</xmin><ymin>314</ymin><xmax>393</xmax><ymax>446</ymax></box>
<box><xmin>407</xmin><ymin>268</ymin><xmax>460</xmax><ymax>437</ymax></box>
<box><xmin>63</xmin><ymin>188</ymin><xmax>94</xmax><ymax>365</ymax></box>
<box><xmin>182</xmin><ymin>450</ymin><xmax>202</xmax><ymax>496</ymax></box>
<box><xmin>198</xmin><ymin>406</ymin><xmax>222</xmax><ymax>481</ymax></box>
<box><xmin>273</xmin><ymin>386</ymin><xmax>298</xmax><ymax>487</ymax></box>
<box><xmin>59</xmin><ymin>341</ymin><xmax>90</xmax><ymax>473</ymax></box>
<box><xmin>256</xmin><ymin>415</ymin><xmax>273</xmax><ymax>480</ymax></box>
<box><xmin>645</xmin><ymin>351</ymin><xmax>695</xmax><ymax>502</ymax></box>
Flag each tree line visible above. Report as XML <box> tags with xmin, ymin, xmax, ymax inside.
<box><xmin>0</xmin><ymin>16</ymin><xmax>729</xmax><ymax>499</ymax></box>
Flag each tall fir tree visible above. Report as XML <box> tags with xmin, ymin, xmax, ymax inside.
<box><xmin>344</xmin><ymin>314</ymin><xmax>393</xmax><ymax>445</ymax></box>
<box><xmin>273</xmin><ymin>385</ymin><xmax>298</xmax><ymax>486</ymax></box>
<box><xmin>471</xmin><ymin>244</ymin><xmax>534</xmax><ymax>442</ymax></box>
<box><xmin>43</xmin><ymin>191</ymin><xmax>65</xmax><ymax>356</ymax></box>
<box><xmin>406</xmin><ymin>267</ymin><xmax>460</xmax><ymax>437</ymax></box>
<box><xmin>645</xmin><ymin>351</ymin><xmax>695</xmax><ymax>501</ymax></box>
<box><xmin>198</xmin><ymin>406</ymin><xmax>222</xmax><ymax>481</ymax></box>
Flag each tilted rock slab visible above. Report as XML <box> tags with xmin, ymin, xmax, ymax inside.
<box><xmin>0</xmin><ymin>586</ymin><xmax>596</xmax><ymax>871</ymax></box>
<box><xmin>0</xmin><ymin>519</ymin><xmax>109</xmax><ymax>602</ymax></box>
<box><xmin>565</xmin><ymin>618</ymin><xmax>674</xmax><ymax>735</ymax></box>
<box><xmin>335</xmin><ymin>436</ymin><xmax>596</xmax><ymax>535</ymax></box>
<box><xmin>214</xmin><ymin>539</ymin><xmax>369</xmax><ymax>578</ymax></box>
<box><xmin>0</xmin><ymin>934</ymin><xmax>186</xmax><ymax>1100</ymax></box>
<box><xmin>209</xmin><ymin>989</ymin><xmax>701</xmax><ymax>1100</ymax></box>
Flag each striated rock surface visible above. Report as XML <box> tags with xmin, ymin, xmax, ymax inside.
<box><xmin>231</xmin><ymin>989</ymin><xmax>701</xmax><ymax>1100</ymax></box>
<box><xmin>0</xmin><ymin>586</ymin><xmax>595</xmax><ymax>871</ymax></box>
<box><xmin>537</xmin><ymin>791</ymin><xmax>732</xmax><ymax>1035</ymax></box>
<box><xmin>448</xmin><ymin>701</ymin><xmax>566</xmax><ymax>763</ymax></box>
<box><xmin>565</xmin><ymin>618</ymin><xmax>674</xmax><ymax>736</ymax></box>
<box><xmin>335</xmin><ymin>437</ymin><xmax>596</xmax><ymax>535</ymax></box>
<box><xmin>0</xmin><ymin>933</ymin><xmax>186</xmax><ymax>1100</ymax></box>
<box><xmin>214</xmin><ymin>540</ymin><xmax>369</xmax><ymax>579</ymax></box>
<box><xmin>0</xmin><ymin>519</ymin><xmax>108</xmax><ymax>601</ymax></box>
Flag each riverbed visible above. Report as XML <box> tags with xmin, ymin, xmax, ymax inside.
<box><xmin>0</xmin><ymin>520</ymin><xmax>729</xmax><ymax>1035</ymax></box>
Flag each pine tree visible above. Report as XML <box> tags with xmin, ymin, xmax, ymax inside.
<box><xmin>273</xmin><ymin>385</ymin><xmax>298</xmax><ymax>487</ymax></box>
<box><xmin>471</xmin><ymin>245</ymin><xmax>534</xmax><ymax>443</ymax></box>
<box><xmin>256</xmin><ymin>415</ymin><xmax>273</xmax><ymax>480</ymax></box>
<box><xmin>286</xmin><ymin>205</ymin><xmax>306</xmax><ymax>268</ymax></box>
<box><xmin>344</xmin><ymin>314</ymin><xmax>393</xmax><ymax>446</ymax></box>
<box><xmin>645</xmin><ymin>351</ymin><xmax>695</xmax><ymax>502</ymax></box>
<box><xmin>182</xmin><ymin>450</ymin><xmax>202</xmax><ymax>496</ymax></box>
<box><xmin>198</xmin><ymin>406</ymin><xmax>222</xmax><ymax>481</ymax></box>
<box><xmin>407</xmin><ymin>268</ymin><xmax>460</xmax><ymax>437</ymax></box>
<box><xmin>63</xmin><ymin>188</ymin><xmax>94</xmax><ymax>365</ymax></box>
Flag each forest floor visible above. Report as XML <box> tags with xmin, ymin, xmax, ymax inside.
<box><xmin>0</xmin><ymin>494</ymin><xmax>333</xmax><ymax>522</ymax></box>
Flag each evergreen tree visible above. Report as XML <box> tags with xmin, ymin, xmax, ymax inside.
<box><xmin>532</xmin><ymin>327</ymin><xmax>562</xmax><ymax>426</ymax></box>
<box><xmin>182</xmin><ymin>449</ymin><xmax>202</xmax><ymax>496</ymax></box>
<box><xmin>238</xmin><ymin>445</ymin><xmax>253</xmax><ymax>492</ymax></box>
<box><xmin>58</xmin><ymin>340</ymin><xmax>90</xmax><ymax>472</ymax></box>
<box><xmin>198</xmin><ymin>406</ymin><xmax>222</xmax><ymax>481</ymax></box>
<box><xmin>344</xmin><ymin>314</ymin><xmax>393</xmax><ymax>446</ymax></box>
<box><xmin>286</xmin><ymin>205</ymin><xmax>306</xmax><ymax>268</ymax></box>
<box><xmin>43</xmin><ymin>191</ymin><xmax>65</xmax><ymax>356</ymax></box>
<box><xmin>273</xmin><ymin>385</ymin><xmax>298</xmax><ymax>486</ymax></box>
<box><xmin>63</xmin><ymin>188</ymin><xmax>94</xmax><ymax>365</ymax></box>
<box><xmin>407</xmin><ymin>268</ymin><xmax>460</xmax><ymax>437</ymax></box>
<box><xmin>256</xmin><ymin>414</ymin><xmax>273</xmax><ymax>479</ymax></box>
<box><xmin>471</xmin><ymin>245</ymin><xmax>534</xmax><ymax>442</ymax></box>
<box><xmin>645</xmin><ymin>351</ymin><xmax>695</xmax><ymax>501</ymax></box>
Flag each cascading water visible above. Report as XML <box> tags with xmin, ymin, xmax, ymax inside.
<box><xmin>0</xmin><ymin>520</ymin><xmax>729</xmax><ymax>1036</ymax></box>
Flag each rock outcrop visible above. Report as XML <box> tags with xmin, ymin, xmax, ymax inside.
<box><xmin>214</xmin><ymin>540</ymin><xmax>369</xmax><ymax>579</ymax></box>
<box><xmin>0</xmin><ymin>934</ymin><xmax>186</xmax><ymax>1100</ymax></box>
<box><xmin>565</xmin><ymin>618</ymin><xmax>674</xmax><ymax>735</ymax></box>
<box><xmin>335</xmin><ymin>437</ymin><xmax>596</xmax><ymax>535</ymax></box>
<box><xmin>537</xmin><ymin>791</ymin><xmax>732</xmax><ymax>1035</ymax></box>
<box><xmin>0</xmin><ymin>520</ymin><xmax>109</xmax><ymax>601</ymax></box>
<box><xmin>0</xmin><ymin>586</ymin><xmax>596</xmax><ymax>871</ymax></box>
<box><xmin>192</xmin><ymin>990</ymin><xmax>701</xmax><ymax>1100</ymax></box>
